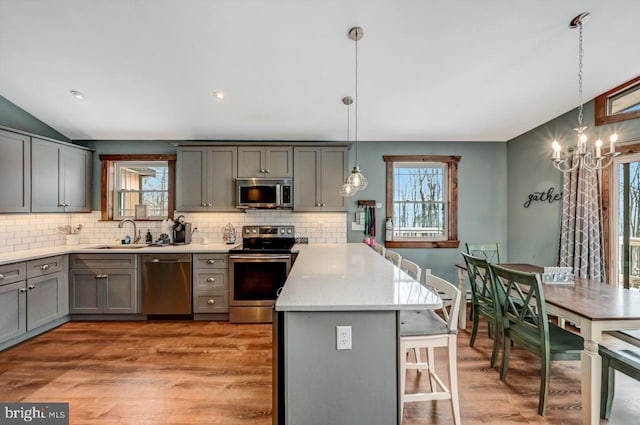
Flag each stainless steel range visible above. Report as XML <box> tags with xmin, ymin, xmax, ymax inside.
<box><xmin>228</xmin><ymin>225</ymin><xmax>295</xmax><ymax>323</ymax></box>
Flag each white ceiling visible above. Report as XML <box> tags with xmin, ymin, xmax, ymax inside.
<box><xmin>0</xmin><ymin>0</ymin><xmax>638</xmax><ymax>142</ymax></box>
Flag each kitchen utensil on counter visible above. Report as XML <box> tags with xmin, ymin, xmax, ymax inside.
<box><xmin>223</xmin><ymin>222</ymin><xmax>237</xmax><ymax>244</ymax></box>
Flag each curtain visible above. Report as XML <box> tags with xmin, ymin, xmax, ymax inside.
<box><xmin>558</xmin><ymin>159</ymin><xmax>606</xmax><ymax>282</ymax></box>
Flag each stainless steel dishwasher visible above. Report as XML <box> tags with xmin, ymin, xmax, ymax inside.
<box><xmin>141</xmin><ymin>254</ymin><xmax>192</xmax><ymax>315</ymax></box>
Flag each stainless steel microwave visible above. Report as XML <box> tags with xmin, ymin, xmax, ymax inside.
<box><xmin>236</xmin><ymin>178</ymin><xmax>293</xmax><ymax>209</ymax></box>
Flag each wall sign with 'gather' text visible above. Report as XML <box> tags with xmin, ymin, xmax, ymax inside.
<box><xmin>523</xmin><ymin>187</ymin><xmax>562</xmax><ymax>208</ymax></box>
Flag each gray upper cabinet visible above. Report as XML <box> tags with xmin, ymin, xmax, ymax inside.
<box><xmin>0</xmin><ymin>129</ymin><xmax>30</xmax><ymax>213</ymax></box>
<box><xmin>176</xmin><ymin>146</ymin><xmax>238</xmax><ymax>211</ymax></box>
<box><xmin>293</xmin><ymin>146</ymin><xmax>348</xmax><ymax>212</ymax></box>
<box><xmin>31</xmin><ymin>138</ymin><xmax>92</xmax><ymax>213</ymax></box>
<box><xmin>238</xmin><ymin>146</ymin><xmax>292</xmax><ymax>178</ymax></box>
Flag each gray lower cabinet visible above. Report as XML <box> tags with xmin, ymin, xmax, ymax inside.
<box><xmin>293</xmin><ymin>146</ymin><xmax>348</xmax><ymax>211</ymax></box>
<box><xmin>0</xmin><ymin>129</ymin><xmax>30</xmax><ymax>213</ymax></box>
<box><xmin>0</xmin><ymin>256</ymin><xmax>68</xmax><ymax>349</ymax></box>
<box><xmin>193</xmin><ymin>253</ymin><xmax>229</xmax><ymax>315</ymax></box>
<box><xmin>69</xmin><ymin>254</ymin><xmax>138</xmax><ymax>314</ymax></box>
<box><xmin>31</xmin><ymin>138</ymin><xmax>92</xmax><ymax>213</ymax></box>
<box><xmin>176</xmin><ymin>146</ymin><xmax>237</xmax><ymax>211</ymax></box>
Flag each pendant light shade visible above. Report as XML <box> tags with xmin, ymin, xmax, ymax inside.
<box><xmin>348</xmin><ymin>165</ymin><xmax>368</xmax><ymax>190</ymax></box>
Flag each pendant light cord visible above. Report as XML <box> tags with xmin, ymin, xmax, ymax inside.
<box><xmin>354</xmin><ymin>32</ymin><xmax>359</xmax><ymax>165</ymax></box>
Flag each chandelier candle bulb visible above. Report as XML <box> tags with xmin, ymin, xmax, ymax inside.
<box><xmin>552</xmin><ymin>141</ymin><xmax>561</xmax><ymax>159</ymax></box>
<box><xmin>610</xmin><ymin>133</ymin><xmax>618</xmax><ymax>154</ymax></box>
<box><xmin>595</xmin><ymin>139</ymin><xmax>602</xmax><ymax>157</ymax></box>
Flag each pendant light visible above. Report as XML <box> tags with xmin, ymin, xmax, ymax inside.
<box><xmin>346</xmin><ymin>26</ymin><xmax>368</xmax><ymax>191</ymax></box>
<box><xmin>339</xmin><ymin>96</ymin><xmax>356</xmax><ymax>197</ymax></box>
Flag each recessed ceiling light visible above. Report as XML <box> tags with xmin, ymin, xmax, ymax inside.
<box><xmin>70</xmin><ymin>90</ymin><xmax>85</xmax><ymax>100</ymax></box>
<box><xmin>213</xmin><ymin>91</ymin><xmax>225</xmax><ymax>100</ymax></box>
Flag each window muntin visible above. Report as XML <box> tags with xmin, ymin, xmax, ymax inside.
<box><xmin>392</xmin><ymin>162</ymin><xmax>447</xmax><ymax>240</ymax></box>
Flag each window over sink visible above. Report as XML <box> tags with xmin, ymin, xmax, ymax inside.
<box><xmin>100</xmin><ymin>154</ymin><xmax>176</xmax><ymax>221</ymax></box>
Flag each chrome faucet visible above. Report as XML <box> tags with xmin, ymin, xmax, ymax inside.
<box><xmin>118</xmin><ymin>219</ymin><xmax>141</xmax><ymax>244</ymax></box>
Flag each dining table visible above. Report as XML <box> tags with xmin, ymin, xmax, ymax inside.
<box><xmin>455</xmin><ymin>262</ymin><xmax>640</xmax><ymax>425</ymax></box>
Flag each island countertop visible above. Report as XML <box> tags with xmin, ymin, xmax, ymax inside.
<box><xmin>275</xmin><ymin>243</ymin><xmax>441</xmax><ymax>312</ymax></box>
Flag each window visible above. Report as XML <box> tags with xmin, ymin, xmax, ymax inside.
<box><xmin>595</xmin><ymin>75</ymin><xmax>640</xmax><ymax>126</ymax></box>
<box><xmin>100</xmin><ymin>154</ymin><xmax>176</xmax><ymax>221</ymax></box>
<box><xmin>383</xmin><ymin>155</ymin><xmax>460</xmax><ymax>248</ymax></box>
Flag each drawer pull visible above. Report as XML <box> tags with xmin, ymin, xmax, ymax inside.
<box><xmin>19</xmin><ymin>288</ymin><xmax>27</xmax><ymax>293</ymax></box>
<box><xmin>206</xmin><ymin>277</ymin><xmax>216</xmax><ymax>283</ymax></box>
<box><xmin>206</xmin><ymin>259</ymin><xmax>216</xmax><ymax>264</ymax></box>
<box><xmin>41</xmin><ymin>264</ymin><xmax>50</xmax><ymax>271</ymax></box>
<box><xmin>28</xmin><ymin>285</ymin><xmax>35</xmax><ymax>290</ymax></box>
<box><xmin>207</xmin><ymin>299</ymin><xmax>216</xmax><ymax>305</ymax></box>
<box><xmin>0</xmin><ymin>273</ymin><xmax>4</xmax><ymax>279</ymax></box>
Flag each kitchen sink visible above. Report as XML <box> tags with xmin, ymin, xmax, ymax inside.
<box><xmin>95</xmin><ymin>244</ymin><xmax>148</xmax><ymax>249</ymax></box>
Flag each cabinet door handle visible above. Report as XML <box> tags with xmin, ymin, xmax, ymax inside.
<box><xmin>206</xmin><ymin>259</ymin><xmax>216</xmax><ymax>264</ymax></box>
<box><xmin>19</xmin><ymin>288</ymin><xmax>27</xmax><ymax>293</ymax></box>
<box><xmin>206</xmin><ymin>277</ymin><xmax>216</xmax><ymax>283</ymax></box>
<box><xmin>0</xmin><ymin>273</ymin><xmax>4</xmax><ymax>280</ymax></box>
<box><xmin>208</xmin><ymin>203</ymin><xmax>212</xmax><ymax>207</ymax></box>
<box><xmin>265</xmin><ymin>169</ymin><xmax>270</xmax><ymax>174</ymax></box>
<box><xmin>41</xmin><ymin>264</ymin><xmax>50</xmax><ymax>271</ymax></box>
<box><xmin>28</xmin><ymin>285</ymin><xmax>35</xmax><ymax>290</ymax></box>
<box><xmin>207</xmin><ymin>299</ymin><xmax>216</xmax><ymax>305</ymax></box>
<box><xmin>201</xmin><ymin>202</ymin><xmax>206</xmax><ymax>207</ymax></box>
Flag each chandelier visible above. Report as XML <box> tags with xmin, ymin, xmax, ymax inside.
<box><xmin>551</xmin><ymin>12</ymin><xmax>619</xmax><ymax>173</ymax></box>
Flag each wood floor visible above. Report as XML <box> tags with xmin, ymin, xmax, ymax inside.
<box><xmin>0</xmin><ymin>318</ymin><xmax>637</xmax><ymax>424</ymax></box>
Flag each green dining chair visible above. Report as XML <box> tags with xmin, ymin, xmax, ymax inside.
<box><xmin>461</xmin><ymin>252</ymin><xmax>502</xmax><ymax>368</ymax></box>
<box><xmin>489</xmin><ymin>264</ymin><xmax>584</xmax><ymax>416</ymax></box>
<box><xmin>465</xmin><ymin>242</ymin><xmax>501</xmax><ymax>264</ymax></box>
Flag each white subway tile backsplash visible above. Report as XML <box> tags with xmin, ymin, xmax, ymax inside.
<box><xmin>0</xmin><ymin>210</ymin><xmax>347</xmax><ymax>253</ymax></box>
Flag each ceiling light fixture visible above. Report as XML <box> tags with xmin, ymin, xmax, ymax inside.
<box><xmin>346</xmin><ymin>26</ymin><xmax>367</xmax><ymax>191</ymax></box>
<box><xmin>339</xmin><ymin>96</ymin><xmax>356</xmax><ymax>197</ymax></box>
<box><xmin>551</xmin><ymin>12</ymin><xmax>619</xmax><ymax>173</ymax></box>
<box><xmin>70</xmin><ymin>90</ymin><xmax>85</xmax><ymax>100</ymax></box>
<box><xmin>213</xmin><ymin>91</ymin><xmax>225</xmax><ymax>100</ymax></box>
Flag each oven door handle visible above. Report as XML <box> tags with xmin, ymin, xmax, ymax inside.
<box><xmin>230</xmin><ymin>255</ymin><xmax>291</xmax><ymax>260</ymax></box>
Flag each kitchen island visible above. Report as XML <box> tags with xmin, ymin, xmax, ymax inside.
<box><xmin>274</xmin><ymin>243</ymin><xmax>441</xmax><ymax>425</ymax></box>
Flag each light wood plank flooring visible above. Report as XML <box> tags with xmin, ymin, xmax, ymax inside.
<box><xmin>0</xmin><ymin>319</ymin><xmax>637</xmax><ymax>424</ymax></box>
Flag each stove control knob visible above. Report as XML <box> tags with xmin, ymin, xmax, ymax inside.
<box><xmin>245</xmin><ymin>229</ymin><xmax>250</xmax><ymax>234</ymax></box>
<box><xmin>280</xmin><ymin>229</ymin><xmax>285</xmax><ymax>234</ymax></box>
<box><xmin>287</xmin><ymin>229</ymin><xmax>292</xmax><ymax>234</ymax></box>
<box><xmin>252</xmin><ymin>229</ymin><xmax>258</xmax><ymax>234</ymax></box>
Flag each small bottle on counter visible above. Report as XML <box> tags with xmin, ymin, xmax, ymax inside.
<box><xmin>145</xmin><ymin>229</ymin><xmax>153</xmax><ymax>244</ymax></box>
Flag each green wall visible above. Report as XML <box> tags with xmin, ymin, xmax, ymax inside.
<box><xmin>506</xmin><ymin>100</ymin><xmax>640</xmax><ymax>266</ymax></box>
<box><xmin>0</xmin><ymin>95</ymin><xmax>70</xmax><ymax>141</ymax></box>
<box><xmin>345</xmin><ymin>140</ymin><xmax>507</xmax><ymax>284</ymax></box>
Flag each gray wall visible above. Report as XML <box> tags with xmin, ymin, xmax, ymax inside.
<box><xmin>345</xmin><ymin>141</ymin><xmax>507</xmax><ymax>284</ymax></box>
<box><xmin>506</xmin><ymin>100</ymin><xmax>640</xmax><ymax>265</ymax></box>
<box><xmin>0</xmin><ymin>95</ymin><xmax>70</xmax><ymax>141</ymax></box>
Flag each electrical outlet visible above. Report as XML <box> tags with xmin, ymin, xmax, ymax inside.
<box><xmin>336</xmin><ymin>325</ymin><xmax>352</xmax><ymax>350</ymax></box>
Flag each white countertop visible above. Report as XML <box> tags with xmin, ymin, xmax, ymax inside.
<box><xmin>0</xmin><ymin>243</ymin><xmax>235</xmax><ymax>265</ymax></box>
<box><xmin>275</xmin><ymin>243</ymin><xmax>441</xmax><ymax>312</ymax></box>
